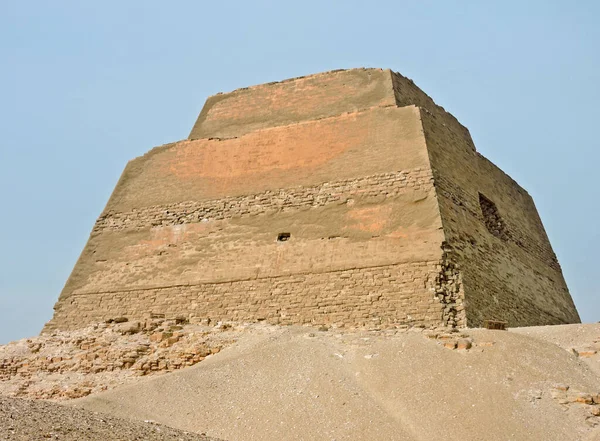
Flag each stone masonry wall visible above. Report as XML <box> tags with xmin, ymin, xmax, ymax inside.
<box><xmin>47</xmin><ymin>261</ymin><xmax>446</xmax><ymax>332</ymax></box>
<box><xmin>105</xmin><ymin>106</ymin><xmax>429</xmax><ymax>213</ymax></box>
<box><xmin>94</xmin><ymin>169</ymin><xmax>434</xmax><ymax>233</ymax></box>
<box><xmin>390</xmin><ymin>71</ymin><xmax>475</xmax><ymax>151</ymax></box>
<box><xmin>47</xmin><ymin>68</ymin><xmax>574</xmax><ymax>332</ymax></box>
<box><xmin>59</xmin><ymin>166</ymin><xmax>442</xmax><ymax>295</ymax></box>
<box><xmin>46</xmin><ymin>163</ymin><xmax>451</xmax><ymax>331</ymax></box>
<box><xmin>420</xmin><ymin>108</ymin><xmax>580</xmax><ymax>327</ymax></box>
<box><xmin>189</xmin><ymin>68</ymin><xmax>396</xmax><ymax>140</ymax></box>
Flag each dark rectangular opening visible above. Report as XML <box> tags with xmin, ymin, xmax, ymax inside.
<box><xmin>277</xmin><ymin>232</ymin><xmax>291</xmax><ymax>242</ymax></box>
<box><xmin>478</xmin><ymin>193</ymin><xmax>509</xmax><ymax>240</ymax></box>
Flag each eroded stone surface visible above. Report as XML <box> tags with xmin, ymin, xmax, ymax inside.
<box><xmin>44</xmin><ymin>68</ymin><xmax>580</xmax><ymax>332</ymax></box>
<box><xmin>1</xmin><ymin>319</ymin><xmax>233</xmax><ymax>400</ymax></box>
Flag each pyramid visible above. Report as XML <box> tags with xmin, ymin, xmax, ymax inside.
<box><xmin>44</xmin><ymin>68</ymin><xmax>580</xmax><ymax>332</ymax></box>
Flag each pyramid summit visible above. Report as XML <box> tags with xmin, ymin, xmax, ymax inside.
<box><xmin>44</xmin><ymin>68</ymin><xmax>580</xmax><ymax>332</ymax></box>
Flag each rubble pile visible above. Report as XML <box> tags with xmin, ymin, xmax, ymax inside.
<box><xmin>0</xmin><ymin>317</ymin><xmax>235</xmax><ymax>400</ymax></box>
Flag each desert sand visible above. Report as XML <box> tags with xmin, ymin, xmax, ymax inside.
<box><xmin>0</xmin><ymin>395</ymin><xmax>221</xmax><ymax>441</ymax></box>
<box><xmin>66</xmin><ymin>323</ymin><xmax>600</xmax><ymax>441</ymax></box>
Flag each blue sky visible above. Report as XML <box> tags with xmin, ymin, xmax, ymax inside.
<box><xmin>0</xmin><ymin>1</ymin><xmax>598</xmax><ymax>343</ymax></box>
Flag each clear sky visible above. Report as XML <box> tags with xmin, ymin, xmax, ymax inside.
<box><xmin>0</xmin><ymin>1</ymin><xmax>598</xmax><ymax>344</ymax></box>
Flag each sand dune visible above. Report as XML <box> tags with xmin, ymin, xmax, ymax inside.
<box><xmin>73</xmin><ymin>324</ymin><xmax>600</xmax><ymax>441</ymax></box>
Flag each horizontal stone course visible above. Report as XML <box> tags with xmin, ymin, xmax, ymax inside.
<box><xmin>46</xmin><ymin>261</ymin><xmax>446</xmax><ymax>332</ymax></box>
<box><xmin>95</xmin><ymin>169</ymin><xmax>433</xmax><ymax>232</ymax></box>
<box><xmin>189</xmin><ymin>68</ymin><xmax>396</xmax><ymax>139</ymax></box>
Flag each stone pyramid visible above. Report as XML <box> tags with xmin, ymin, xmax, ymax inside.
<box><xmin>44</xmin><ymin>68</ymin><xmax>580</xmax><ymax>332</ymax></box>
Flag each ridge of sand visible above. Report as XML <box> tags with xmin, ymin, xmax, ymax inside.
<box><xmin>71</xmin><ymin>324</ymin><xmax>600</xmax><ymax>441</ymax></box>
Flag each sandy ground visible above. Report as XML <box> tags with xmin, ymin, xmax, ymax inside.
<box><xmin>512</xmin><ymin>324</ymin><xmax>600</xmax><ymax>376</ymax></box>
<box><xmin>0</xmin><ymin>396</ymin><xmax>221</xmax><ymax>441</ymax></box>
<box><xmin>69</xmin><ymin>323</ymin><xmax>600</xmax><ymax>441</ymax></box>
